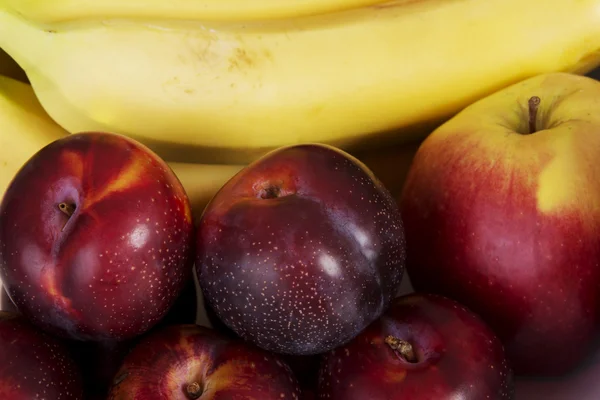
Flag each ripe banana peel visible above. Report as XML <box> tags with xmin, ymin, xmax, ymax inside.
<box><xmin>0</xmin><ymin>75</ymin><xmax>244</xmax><ymax>220</ymax></box>
<box><xmin>0</xmin><ymin>75</ymin><xmax>69</xmax><ymax>196</ymax></box>
<box><xmin>0</xmin><ymin>75</ymin><xmax>418</xmax><ymax>231</ymax></box>
<box><xmin>2</xmin><ymin>0</ymin><xmax>600</xmax><ymax>164</ymax></box>
<box><xmin>1</xmin><ymin>0</ymin><xmax>385</xmax><ymax>22</ymax></box>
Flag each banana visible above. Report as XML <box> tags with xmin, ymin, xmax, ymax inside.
<box><xmin>169</xmin><ymin>162</ymin><xmax>244</xmax><ymax>222</ymax></box>
<box><xmin>1</xmin><ymin>0</ymin><xmax>385</xmax><ymax>23</ymax></box>
<box><xmin>3</xmin><ymin>0</ymin><xmax>599</xmax><ymax>164</ymax></box>
<box><xmin>0</xmin><ymin>75</ymin><xmax>245</xmax><ymax>219</ymax></box>
<box><xmin>0</xmin><ymin>75</ymin><xmax>69</xmax><ymax>196</ymax></box>
<box><xmin>0</xmin><ymin>47</ymin><xmax>28</xmax><ymax>83</ymax></box>
<box><xmin>0</xmin><ymin>72</ymin><xmax>418</xmax><ymax>222</ymax></box>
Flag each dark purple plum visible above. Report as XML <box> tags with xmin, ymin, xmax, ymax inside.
<box><xmin>195</xmin><ymin>143</ymin><xmax>406</xmax><ymax>355</ymax></box>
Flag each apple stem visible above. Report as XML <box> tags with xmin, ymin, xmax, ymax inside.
<box><xmin>528</xmin><ymin>96</ymin><xmax>541</xmax><ymax>134</ymax></box>
<box><xmin>186</xmin><ymin>382</ymin><xmax>203</xmax><ymax>399</ymax></box>
<box><xmin>58</xmin><ymin>202</ymin><xmax>75</xmax><ymax>217</ymax></box>
<box><xmin>385</xmin><ymin>335</ymin><xmax>417</xmax><ymax>363</ymax></box>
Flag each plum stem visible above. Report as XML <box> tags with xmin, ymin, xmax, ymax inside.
<box><xmin>528</xmin><ymin>96</ymin><xmax>541</xmax><ymax>134</ymax></box>
<box><xmin>58</xmin><ymin>202</ymin><xmax>75</xmax><ymax>217</ymax></box>
<box><xmin>385</xmin><ymin>335</ymin><xmax>417</xmax><ymax>363</ymax></box>
<box><xmin>186</xmin><ymin>382</ymin><xmax>203</xmax><ymax>399</ymax></box>
<box><xmin>260</xmin><ymin>185</ymin><xmax>281</xmax><ymax>199</ymax></box>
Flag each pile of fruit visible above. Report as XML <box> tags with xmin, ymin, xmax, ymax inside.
<box><xmin>2</xmin><ymin>1</ymin><xmax>600</xmax><ymax>399</ymax></box>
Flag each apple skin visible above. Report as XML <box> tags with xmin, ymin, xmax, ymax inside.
<box><xmin>318</xmin><ymin>293</ymin><xmax>514</xmax><ymax>400</ymax></box>
<box><xmin>399</xmin><ymin>72</ymin><xmax>600</xmax><ymax>376</ymax></box>
<box><xmin>0</xmin><ymin>131</ymin><xmax>195</xmax><ymax>342</ymax></box>
<box><xmin>196</xmin><ymin>143</ymin><xmax>406</xmax><ymax>355</ymax></box>
<box><xmin>0</xmin><ymin>310</ymin><xmax>85</xmax><ymax>399</ymax></box>
<box><xmin>107</xmin><ymin>324</ymin><xmax>302</xmax><ymax>400</ymax></box>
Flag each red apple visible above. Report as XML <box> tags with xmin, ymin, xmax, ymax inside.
<box><xmin>0</xmin><ymin>310</ymin><xmax>84</xmax><ymax>399</ymax></box>
<box><xmin>318</xmin><ymin>293</ymin><xmax>514</xmax><ymax>400</ymax></box>
<box><xmin>195</xmin><ymin>143</ymin><xmax>406</xmax><ymax>355</ymax></box>
<box><xmin>0</xmin><ymin>131</ymin><xmax>195</xmax><ymax>341</ymax></box>
<box><xmin>399</xmin><ymin>72</ymin><xmax>600</xmax><ymax>376</ymax></box>
<box><xmin>107</xmin><ymin>324</ymin><xmax>302</xmax><ymax>399</ymax></box>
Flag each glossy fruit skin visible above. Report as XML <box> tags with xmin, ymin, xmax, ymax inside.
<box><xmin>401</xmin><ymin>165</ymin><xmax>600</xmax><ymax>376</ymax></box>
<box><xmin>318</xmin><ymin>293</ymin><xmax>514</xmax><ymax>400</ymax></box>
<box><xmin>196</xmin><ymin>143</ymin><xmax>406</xmax><ymax>355</ymax></box>
<box><xmin>398</xmin><ymin>73</ymin><xmax>600</xmax><ymax>376</ymax></box>
<box><xmin>107</xmin><ymin>324</ymin><xmax>302</xmax><ymax>400</ymax></box>
<box><xmin>204</xmin><ymin>298</ymin><xmax>321</xmax><ymax>399</ymax></box>
<box><xmin>0</xmin><ymin>311</ymin><xmax>84</xmax><ymax>399</ymax></box>
<box><xmin>0</xmin><ymin>131</ymin><xmax>194</xmax><ymax>341</ymax></box>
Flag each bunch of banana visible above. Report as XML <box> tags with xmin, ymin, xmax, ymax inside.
<box><xmin>0</xmin><ymin>73</ymin><xmax>420</xmax><ymax>221</ymax></box>
<box><xmin>1</xmin><ymin>0</ymin><xmax>600</xmax><ymax>164</ymax></box>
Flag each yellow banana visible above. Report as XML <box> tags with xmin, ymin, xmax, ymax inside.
<box><xmin>0</xmin><ymin>75</ymin><xmax>69</xmax><ymax>196</ymax></box>
<box><xmin>169</xmin><ymin>162</ymin><xmax>244</xmax><ymax>222</ymax></box>
<box><xmin>0</xmin><ymin>48</ymin><xmax>27</xmax><ymax>83</ymax></box>
<box><xmin>0</xmin><ymin>75</ymin><xmax>245</xmax><ymax>219</ymax></box>
<box><xmin>2</xmin><ymin>0</ymin><xmax>600</xmax><ymax>164</ymax></box>
<box><xmin>1</xmin><ymin>0</ymin><xmax>385</xmax><ymax>22</ymax></box>
<box><xmin>0</xmin><ymin>69</ymin><xmax>416</xmax><ymax>218</ymax></box>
